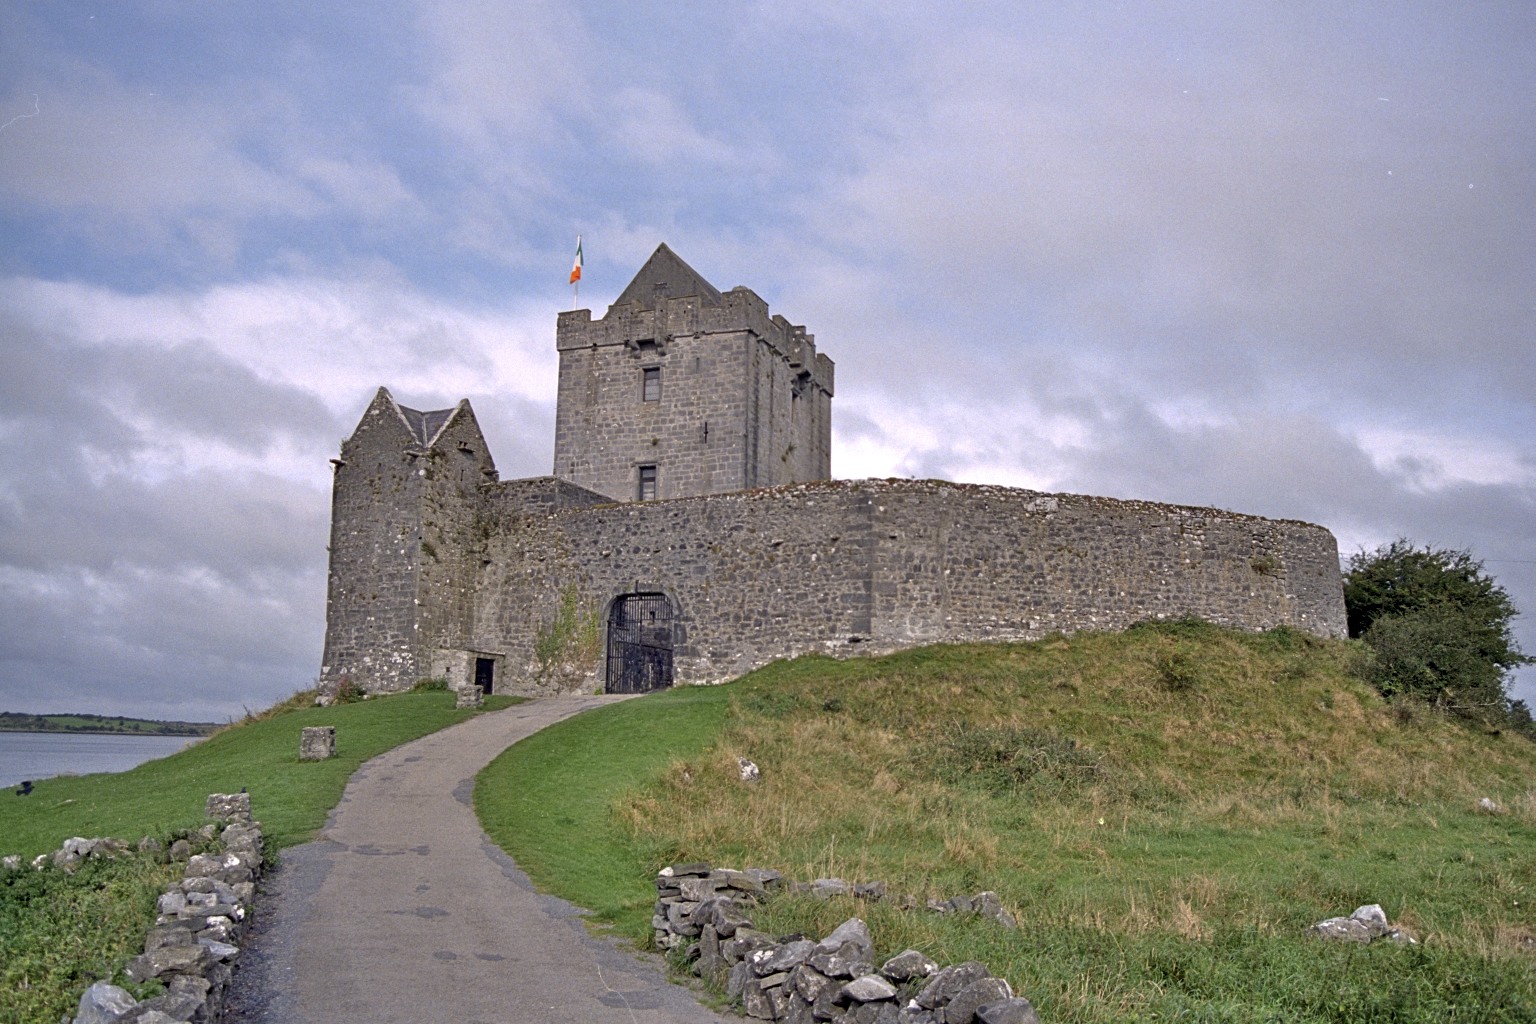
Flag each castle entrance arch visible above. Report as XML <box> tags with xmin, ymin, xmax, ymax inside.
<box><xmin>606</xmin><ymin>593</ymin><xmax>674</xmax><ymax>694</ymax></box>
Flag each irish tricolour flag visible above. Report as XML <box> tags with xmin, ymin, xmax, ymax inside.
<box><xmin>569</xmin><ymin>236</ymin><xmax>583</xmax><ymax>284</ymax></box>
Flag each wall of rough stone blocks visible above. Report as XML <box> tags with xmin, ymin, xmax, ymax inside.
<box><xmin>464</xmin><ymin>479</ymin><xmax>1345</xmax><ymax>695</ymax></box>
<box><xmin>553</xmin><ymin>287</ymin><xmax>832</xmax><ymax>504</ymax></box>
<box><xmin>321</xmin><ymin>392</ymin><xmax>497</xmax><ymax>694</ymax></box>
<box><xmin>320</xmin><ymin>390</ymin><xmax>432</xmax><ymax>693</ymax></box>
<box><xmin>868</xmin><ymin>481</ymin><xmax>1347</xmax><ymax>644</ymax></box>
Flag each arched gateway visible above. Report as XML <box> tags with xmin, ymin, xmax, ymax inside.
<box><xmin>605</xmin><ymin>593</ymin><xmax>674</xmax><ymax>693</ymax></box>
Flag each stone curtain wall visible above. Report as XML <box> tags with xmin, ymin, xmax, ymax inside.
<box><xmin>869</xmin><ymin>482</ymin><xmax>1346</xmax><ymax>644</ymax></box>
<box><xmin>475</xmin><ymin>481</ymin><xmax>879</xmax><ymax>689</ymax></box>
<box><xmin>469</xmin><ymin>478</ymin><xmax>1344</xmax><ymax>695</ymax></box>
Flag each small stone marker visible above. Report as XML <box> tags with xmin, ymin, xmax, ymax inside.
<box><xmin>205</xmin><ymin>792</ymin><xmax>252</xmax><ymax>822</ymax></box>
<box><xmin>300</xmin><ymin>726</ymin><xmax>336</xmax><ymax>761</ymax></box>
<box><xmin>455</xmin><ymin>686</ymin><xmax>484</xmax><ymax>709</ymax></box>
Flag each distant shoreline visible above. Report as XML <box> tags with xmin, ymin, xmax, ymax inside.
<box><xmin>0</xmin><ymin>712</ymin><xmax>219</xmax><ymax>738</ymax></box>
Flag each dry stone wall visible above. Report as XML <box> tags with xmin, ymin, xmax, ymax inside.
<box><xmin>653</xmin><ymin>863</ymin><xmax>1041</xmax><ymax>1024</ymax></box>
<box><xmin>0</xmin><ymin>793</ymin><xmax>266</xmax><ymax>1024</ymax></box>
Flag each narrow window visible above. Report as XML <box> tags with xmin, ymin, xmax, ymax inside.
<box><xmin>637</xmin><ymin>464</ymin><xmax>658</xmax><ymax>501</ymax></box>
<box><xmin>642</xmin><ymin>366</ymin><xmax>661</xmax><ymax>402</ymax></box>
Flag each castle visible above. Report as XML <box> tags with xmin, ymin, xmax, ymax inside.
<box><xmin>320</xmin><ymin>245</ymin><xmax>1346</xmax><ymax>696</ymax></box>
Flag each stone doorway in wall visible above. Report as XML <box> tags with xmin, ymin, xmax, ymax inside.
<box><xmin>605</xmin><ymin>593</ymin><xmax>674</xmax><ymax>694</ymax></box>
<box><xmin>474</xmin><ymin>657</ymin><xmax>495</xmax><ymax>695</ymax></box>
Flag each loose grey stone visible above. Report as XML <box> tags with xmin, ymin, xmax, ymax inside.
<box><xmin>758</xmin><ymin>938</ymin><xmax>816</xmax><ymax>975</ymax></box>
<box><xmin>793</xmin><ymin>964</ymin><xmax>838</xmax><ymax>1003</ymax></box>
<box><xmin>782</xmin><ymin>992</ymin><xmax>817</xmax><ymax>1024</ymax></box>
<box><xmin>74</xmin><ymin>981</ymin><xmax>137</xmax><ymax>1024</ymax></box>
<box><xmin>916</xmin><ymin>963</ymin><xmax>992</xmax><ymax>1010</ymax></box>
<box><xmin>698</xmin><ymin>923</ymin><xmax>727</xmax><ymax>982</ymax></box>
<box><xmin>121</xmin><ymin>989</ymin><xmax>204</xmax><ymax>1022</ymax></box>
<box><xmin>975</xmin><ymin>997</ymin><xmax>1040</xmax><ymax>1024</ymax></box>
<box><xmin>718</xmin><ymin>868</ymin><xmax>767</xmax><ymax>894</ymax></box>
<box><xmin>680</xmin><ymin>876</ymin><xmax>723</xmax><ymax>902</ymax></box>
<box><xmin>743</xmin><ymin>978</ymin><xmax>776</xmax><ymax>1019</ymax></box>
<box><xmin>743</xmin><ymin>867</ymin><xmax>783</xmax><ymax>889</ymax></box>
<box><xmin>1351</xmin><ymin>904</ymin><xmax>1390</xmax><ymax>938</ymax></box>
<box><xmin>664</xmin><ymin>862</ymin><xmax>714</xmax><ymax>877</ymax></box>
<box><xmin>144</xmin><ymin>922</ymin><xmax>196</xmax><ymax>951</ymax></box>
<box><xmin>1308</xmin><ymin>917</ymin><xmax>1374</xmax><ymax>943</ymax></box>
<box><xmin>120</xmin><ymin>1011</ymin><xmax>179</xmax><ymax>1024</ymax></box>
<box><xmin>881</xmin><ymin>950</ymin><xmax>939</xmax><ymax>982</ymax></box>
<box><xmin>816</xmin><ymin>917</ymin><xmax>874</xmax><ymax>961</ymax></box>
<box><xmin>125</xmin><ymin>943</ymin><xmax>211</xmax><ymax>982</ymax></box>
<box><xmin>727</xmin><ymin>960</ymin><xmax>755</xmax><ymax>1001</ymax></box>
<box><xmin>842</xmin><ymin>974</ymin><xmax>899</xmax><ymax>1003</ymax></box>
<box><xmin>971</xmin><ymin>892</ymin><xmax>1016</xmax><ymax>928</ymax></box>
<box><xmin>807</xmin><ymin>950</ymin><xmax>873</xmax><ymax>979</ymax></box>
<box><xmin>156</xmin><ymin>891</ymin><xmax>189</xmax><ymax>916</ymax></box>
<box><xmin>198</xmin><ymin>938</ymin><xmax>240</xmax><ymax>961</ymax></box>
<box><xmin>943</xmin><ymin>977</ymin><xmax>1013</xmax><ymax>1024</ymax></box>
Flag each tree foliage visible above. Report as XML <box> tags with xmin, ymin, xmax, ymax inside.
<box><xmin>1344</xmin><ymin>539</ymin><xmax>1533</xmax><ymax>730</ymax></box>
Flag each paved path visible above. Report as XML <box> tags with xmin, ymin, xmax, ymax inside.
<box><xmin>226</xmin><ymin>696</ymin><xmax>728</xmax><ymax>1024</ymax></box>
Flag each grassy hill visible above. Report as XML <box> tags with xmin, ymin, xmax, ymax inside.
<box><xmin>476</xmin><ymin>621</ymin><xmax>1536</xmax><ymax>1023</ymax></box>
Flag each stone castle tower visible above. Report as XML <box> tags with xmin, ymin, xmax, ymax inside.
<box><xmin>553</xmin><ymin>244</ymin><xmax>833</xmax><ymax>501</ymax></box>
<box><xmin>321</xmin><ymin>245</ymin><xmax>1346</xmax><ymax>697</ymax></box>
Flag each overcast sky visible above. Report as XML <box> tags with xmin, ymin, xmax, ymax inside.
<box><xmin>2</xmin><ymin>2</ymin><xmax>1532</xmax><ymax>721</ymax></box>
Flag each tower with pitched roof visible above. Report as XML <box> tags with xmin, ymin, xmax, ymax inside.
<box><xmin>552</xmin><ymin>244</ymin><xmax>834</xmax><ymax>502</ymax></box>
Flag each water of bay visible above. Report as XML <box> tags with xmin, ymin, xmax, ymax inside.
<box><xmin>0</xmin><ymin>731</ymin><xmax>199</xmax><ymax>789</ymax></box>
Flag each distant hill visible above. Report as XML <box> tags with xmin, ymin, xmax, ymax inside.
<box><xmin>0</xmin><ymin>711</ymin><xmax>218</xmax><ymax>736</ymax></box>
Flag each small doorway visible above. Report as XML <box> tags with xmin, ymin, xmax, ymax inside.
<box><xmin>606</xmin><ymin>593</ymin><xmax>674</xmax><ymax>693</ymax></box>
<box><xmin>474</xmin><ymin>657</ymin><xmax>495</xmax><ymax>695</ymax></box>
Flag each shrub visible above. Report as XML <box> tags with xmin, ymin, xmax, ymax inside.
<box><xmin>1344</xmin><ymin>540</ymin><xmax>1532</xmax><ymax>731</ymax></box>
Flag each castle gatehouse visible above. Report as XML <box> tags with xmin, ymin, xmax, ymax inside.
<box><xmin>320</xmin><ymin>246</ymin><xmax>1346</xmax><ymax>696</ymax></box>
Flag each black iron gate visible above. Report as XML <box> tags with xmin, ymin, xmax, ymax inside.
<box><xmin>606</xmin><ymin>594</ymin><xmax>674</xmax><ymax>694</ymax></box>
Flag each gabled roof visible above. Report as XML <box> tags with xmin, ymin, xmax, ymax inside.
<box><xmin>612</xmin><ymin>243</ymin><xmax>723</xmax><ymax>309</ymax></box>
<box><xmin>396</xmin><ymin>404</ymin><xmax>456</xmax><ymax>446</ymax></box>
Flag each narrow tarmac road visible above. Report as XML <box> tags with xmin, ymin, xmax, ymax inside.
<box><xmin>226</xmin><ymin>695</ymin><xmax>728</xmax><ymax>1024</ymax></box>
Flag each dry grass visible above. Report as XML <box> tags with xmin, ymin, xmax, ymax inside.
<box><xmin>617</xmin><ymin>623</ymin><xmax>1536</xmax><ymax>944</ymax></box>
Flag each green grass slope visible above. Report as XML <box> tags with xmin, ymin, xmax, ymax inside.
<box><xmin>2</xmin><ymin>690</ymin><xmax>522</xmax><ymax>1024</ymax></box>
<box><xmin>1</xmin><ymin>691</ymin><xmax>522</xmax><ymax>859</ymax></box>
<box><xmin>477</xmin><ymin>622</ymin><xmax>1536</xmax><ymax>1023</ymax></box>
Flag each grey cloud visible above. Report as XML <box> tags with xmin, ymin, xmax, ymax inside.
<box><xmin>0</xmin><ymin>316</ymin><xmax>338</xmax><ymax>718</ymax></box>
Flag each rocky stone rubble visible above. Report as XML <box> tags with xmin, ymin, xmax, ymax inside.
<box><xmin>654</xmin><ymin>863</ymin><xmax>1040</xmax><ymax>1024</ymax></box>
<box><xmin>65</xmin><ymin>792</ymin><xmax>264</xmax><ymax>1024</ymax></box>
<box><xmin>1307</xmin><ymin>903</ymin><xmax>1417</xmax><ymax>945</ymax></box>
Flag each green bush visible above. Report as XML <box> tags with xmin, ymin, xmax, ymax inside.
<box><xmin>1344</xmin><ymin>540</ymin><xmax>1532</xmax><ymax>730</ymax></box>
